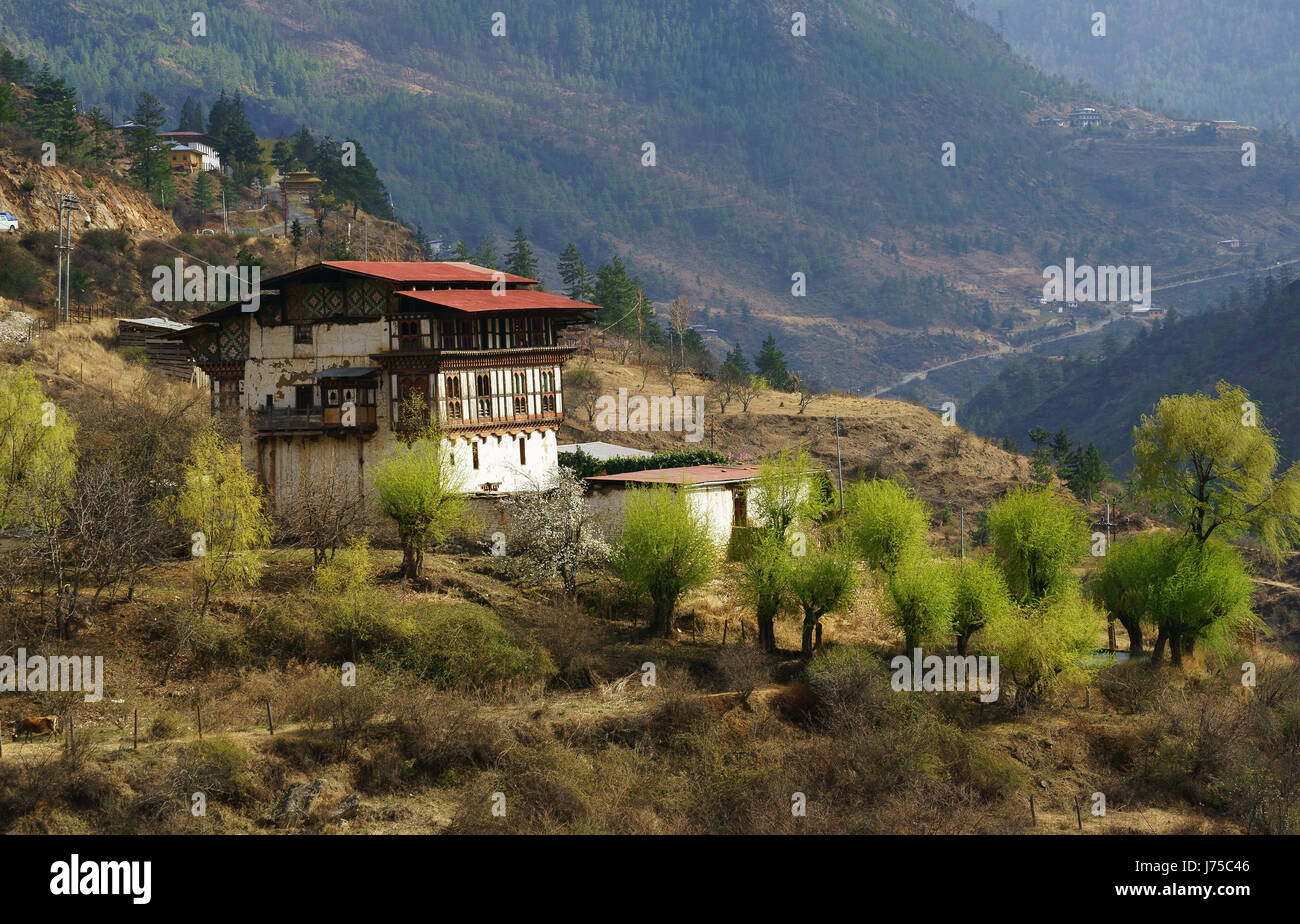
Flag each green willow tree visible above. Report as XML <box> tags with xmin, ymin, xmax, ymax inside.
<box><xmin>987</xmin><ymin>486</ymin><xmax>1088</xmax><ymax>604</ymax></box>
<box><xmin>844</xmin><ymin>478</ymin><xmax>929</xmax><ymax>579</ymax></box>
<box><xmin>372</xmin><ymin>411</ymin><xmax>467</xmax><ymax>581</ymax></box>
<box><xmin>788</xmin><ymin>540</ymin><xmax>857</xmax><ymax>655</ymax></box>
<box><xmin>952</xmin><ymin>555</ymin><xmax>1012</xmax><ymax>655</ymax></box>
<box><xmin>1133</xmin><ymin>381</ymin><xmax>1300</xmax><ymax>556</ymax></box>
<box><xmin>166</xmin><ymin>424</ymin><xmax>271</xmax><ymax>681</ymax></box>
<box><xmin>614</xmin><ymin>484</ymin><xmax>715</xmax><ymax>637</ymax></box>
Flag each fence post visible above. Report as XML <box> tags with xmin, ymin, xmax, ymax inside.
<box><xmin>133</xmin><ymin>708</ymin><xmax>138</xmax><ymax>750</ymax></box>
<box><xmin>1074</xmin><ymin>796</ymin><xmax>1083</xmax><ymax>830</ymax></box>
<box><xmin>266</xmin><ymin>701</ymin><xmax>275</xmax><ymax>736</ymax></box>
<box><xmin>196</xmin><ymin>696</ymin><xmax>202</xmax><ymax>741</ymax></box>
<box><xmin>1029</xmin><ymin>794</ymin><xmax>1036</xmax><ymax>826</ymax></box>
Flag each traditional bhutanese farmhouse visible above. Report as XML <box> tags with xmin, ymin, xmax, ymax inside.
<box><xmin>158</xmin><ymin>131</ymin><xmax>224</xmax><ymax>173</ymax></box>
<box><xmin>172</xmin><ymin>260</ymin><xmax>598</xmax><ymax>509</ymax></box>
<box><xmin>167</xmin><ymin>144</ymin><xmax>203</xmax><ymax>174</ymax></box>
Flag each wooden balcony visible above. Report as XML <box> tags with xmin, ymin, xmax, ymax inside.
<box><xmin>252</xmin><ymin>405</ymin><xmax>377</xmax><ymax>434</ymax></box>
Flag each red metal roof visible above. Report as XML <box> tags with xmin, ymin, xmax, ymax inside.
<box><xmin>587</xmin><ymin>465</ymin><xmax>762</xmax><ymax>486</ymax></box>
<box><xmin>397</xmin><ymin>288</ymin><xmax>600</xmax><ymax>313</ymax></box>
<box><xmin>324</xmin><ymin>261</ymin><xmax>536</xmax><ymax>284</ymax></box>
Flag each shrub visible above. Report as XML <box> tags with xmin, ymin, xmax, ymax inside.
<box><xmin>173</xmin><ymin>738</ymin><xmax>252</xmax><ymax>804</ymax></box>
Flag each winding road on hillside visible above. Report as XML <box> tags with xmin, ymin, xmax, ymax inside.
<box><xmin>867</xmin><ymin>255</ymin><xmax>1300</xmax><ymax>399</ymax></box>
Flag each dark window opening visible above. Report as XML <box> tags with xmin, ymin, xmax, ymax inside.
<box><xmin>293</xmin><ymin>323</ymin><xmax>313</xmax><ymax>344</ymax></box>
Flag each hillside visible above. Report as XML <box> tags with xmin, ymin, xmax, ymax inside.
<box><xmin>962</xmin><ymin>274</ymin><xmax>1300</xmax><ymax>473</ymax></box>
<box><xmin>3</xmin><ymin>325</ymin><xmax>1298</xmax><ymax>837</ymax></box>
<box><xmin>561</xmin><ymin>348</ymin><xmax>1032</xmax><ymax>511</ymax></box>
<box><xmin>971</xmin><ymin>0</ymin><xmax>1300</xmax><ymax>134</ymax></box>
<box><xmin>4</xmin><ymin>1</ymin><xmax>1300</xmax><ymax>393</ymax></box>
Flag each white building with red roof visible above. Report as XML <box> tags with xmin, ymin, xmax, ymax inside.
<box><xmin>172</xmin><ymin>260</ymin><xmax>598</xmax><ymax>506</ymax></box>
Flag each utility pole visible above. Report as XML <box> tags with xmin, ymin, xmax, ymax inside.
<box><xmin>55</xmin><ymin>193</ymin><xmax>86</xmax><ymax>325</ymax></box>
<box><xmin>834</xmin><ymin>417</ymin><xmax>845</xmax><ymax>511</ymax></box>
<box><xmin>222</xmin><ymin>188</ymin><xmax>229</xmax><ymax>234</ymax></box>
<box><xmin>960</xmin><ymin>508</ymin><xmax>966</xmax><ymax>564</ymax></box>
<box><xmin>363</xmin><ymin>219</ymin><xmax>368</xmax><ymax>260</ymax></box>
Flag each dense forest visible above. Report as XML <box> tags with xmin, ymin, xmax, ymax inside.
<box><xmin>972</xmin><ymin>0</ymin><xmax>1300</xmax><ymax>132</ymax></box>
<box><xmin>963</xmin><ymin>272</ymin><xmax>1300</xmax><ymax>472</ymax></box>
<box><xmin>2</xmin><ymin>0</ymin><xmax>1299</xmax><ymax>390</ymax></box>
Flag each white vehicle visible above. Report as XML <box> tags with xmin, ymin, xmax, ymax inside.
<box><xmin>0</xmin><ymin>212</ymin><xmax>18</xmax><ymax>233</ymax></box>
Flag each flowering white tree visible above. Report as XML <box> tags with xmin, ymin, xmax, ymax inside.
<box><xmin>502</xmin><ymin>467</ymin><xmax>610</xmax><ymax>596</ymax></box>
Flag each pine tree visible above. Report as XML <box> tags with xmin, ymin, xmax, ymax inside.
<box><xmin>1049</xmin><ymin>426</ymin><xmax>1072</xmax><ymax>465</ymax></box>
<box><xmin>290</xmin><ymin>219</ymin><xmax>304</xmax><ymax>267</ymax></box>
<box><xmin>0</xmin><ymin>45</ymin><xmax>32</xmax><ymax>83</ymax></box>
<box><xmin>504</xmin><ymin>226</ymin><xmax>539</xmax><ymax>281</ymax></box>
<box><xmin>193</xmin><ymin>170</ymin><xmax>215</xmax><ymax>213</ymax></box>
<box><xmin>83</xmin><ymin>106</ymin><xmax>117</xmax><ymax>164</ymax></box>
<box><xmin>475</xmin><ymin>234</ymin><xmax>500</xmax><ymax>270</ymax></box>
<box><xmin>126</xmin><ymin>91</ymin><xmax>171</xmax><ymax>198</ymax></box>
<box><xmin>593</xmin><ymin>256</ymin><xmax>640</xmax><ymax>332</ymax></box>
<box><xmin>178</xmin><ymin>97</ymin><xmax>205</xmax><ymax>133</ymax></box>
<box><xmin>753</xmin><ymin>334</ymin><xmax>790</xmax><ymax>389</ymax></box>
<box><xmin>26</xmin><ymin>64</ymin><xmax>82</xmax><ymax>155</ymax></box>
<box><xmin>221</xmin><ymin>92</ymin><xmax>264</xmax><ymax>186</ymax></box>
<box><xmin>722</xmin><ymin>341</ymin><xmax>751</xmax><ymax>376</ymax></box>
<box><xmin>290</xmin><ymin>124</ymin><xmax>316</xmax><ymax>167</ymax></box>
<box><xmin>557</xmin><ymin>241</ymin><xmax>594</xmax><ymax>301</ymax></box>
<box><xmin>206</xmin><ymin>90</ymin><xmax>233</xmax><ymax>148</ymax></box>
<box><xmin>450</xmin><ymin>239</ymin><xmax>471</xmax><ymax>262</ymax></box>
<box><xmin>270</xmin><ymin>137</ymin><xmax>293</xmax><ymax>172</ymax></box>
<box><xmin>0</xmin><ymin>82</ymin><xmax>16</xmax><ymax>124</ymax></box>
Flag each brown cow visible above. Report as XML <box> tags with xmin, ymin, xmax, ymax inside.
<box><xmin>9</xmin><ymin>715</ymin><xmax>59</xmax><ymax>741</ymax></box>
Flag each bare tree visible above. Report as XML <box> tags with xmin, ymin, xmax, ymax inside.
<box><xmin>607</xmin><ymin>332</ymin><xmax>633</xmax><ymax>364</ymax></box>
<box><xmin>277</xmin><ymin>469</ymin><xmax>367</xmax><ymax>567</ymax></box>
<box><xmin>667</xmin><ymin>296</ymin><xmax>693</xmax><ymax>368</ymax></box>
<box><xmin>790</xmin><ymin>373</ymin><xmax>816</xmax><ymax>414</ymax></box>
<box><xmin>710</xmin><ymin>377</ymin><xmax>737</xmax><ymax>415</ymax></box>
<box><xmin>564</xmin><ymin>367</ymin><xmax>604</xmax><ymax>423</ymax></box>
<box><xmin>738</xmin><ymin>374</ymin><xmax>763</xmax><ymax>414</ymax></box>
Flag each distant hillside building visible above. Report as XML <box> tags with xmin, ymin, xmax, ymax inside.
<box><xmin>167</xmin><ymin>144</ymin><xmax>203</xmax><ymax>174</ymax></box>
<box><xmin>280</xmin><ymin>170</ymin><xmax>325</xmax><ymax>198</ymax></box>
<box><xmin>158</xmin><ymin>131</ymin><xmax>224</xmax><ymax>173</ymax></box>
<box><xmin>170</xmin><ymin>261</ymin><xmax>598</xmax><ymax>508</ymax></box>
<box><xmin>1069</xmin><ymin>107</ymin><xmax>1103</xmax><ymax>128</ymax></box>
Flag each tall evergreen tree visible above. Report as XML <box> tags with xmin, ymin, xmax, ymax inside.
<box><xmin>593</xmin><ymin>256</ymin><xmax>640</xmax><ymax>332</ymax></box>
<box><xmin>270</xmin><ymin>137</ymin><xmax>293</xmax><ymax>172</ymax></box>
<box><xmin>450</xmin><ymin>239</ymin><xmax>471</xmax><ymax>262</ymax></box>
<box><xmin>289</xmin><ymin>124</ymin><xmax>316</xmax><ymax>167</ymax></box>
<box><xmin>475</xmin><ymin>234</ymin><xmax>500</xmax><ymax>270</ymax></box>
<box><xmin>193</xmin><ymin>170</ymin><xmax>215</xmax><ymax>213</ymax></box>
<box><xmin>557</xmin><ymin>241</ymin><xmax>594</xmax><ymax>301</ymax></box>
<box><xmin>504</xmin><ymin>226</ymin><xmax>539</xmax><ymax>281</ymax></box>
<box><xmin>0</xmin><ymin>81</ymin><xmax>18</xmax><ymax>124</ymax></box>
<box><xmin>126</xmin><ymin>91</ymin><xmax>171</xmax><ymax>198</ymax></box>
<box><xmin>723</xmin><ymin>341</ymin><xmax>751</xmax><ymax>376</ymax></box>
<box><xmin>178</xmin><ymin>97</ymin><xmax>205</xmax><ymax>133</ymax></box>
<box><xmin>0</xmin><ymin>45</ymin><xmax>32</xmax><ymax>83</ymax></box>
<box><xmin>753</xmin><ymin>334</ymin><xmax>790</xmax><ymax>389</ymax></box>
<box><xmin>26</xmin><ymin>64</ymin><xmax>82</xmax><ymax>155</ymax></box>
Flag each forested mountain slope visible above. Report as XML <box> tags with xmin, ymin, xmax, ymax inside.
<box><xmin>2</xmin><ymin>0</ymin><xmax>1299</xmax><ymax>391</ymax></box>
<box><xmin>971</xmin><ymin>1</ymin><xmax>1300</xmax><ymax>132</ymax></box>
